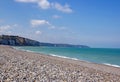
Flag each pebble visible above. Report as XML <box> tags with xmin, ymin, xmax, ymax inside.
<box><xmin>0</xmin><ymin>45</ymin><xmax>120</xmax><ymax>82</ymax></box>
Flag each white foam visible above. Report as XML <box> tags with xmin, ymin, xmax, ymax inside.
<box><xmin>13</xmin><ymin>47</ymin><xmax>35</xmax><ymax>53</ymax></box>
<box><xmin>103</xmin><ymin>63</ymin><xmax>120</xmax><ymax>68</ymax></box>
<box><xmin>12</xmin><ymin>47</ymin><xmax>20</xmax><ymax>50</ymax></box>
<box><xmin>44</xmin><ymin>53</ymin><xmax>120</xmax><ymax>68</ymax></box>
<box><xmin>25</xmin><ymin>50</ymin><xmax>35</xmax><ymax>52</ymax></box>
<box><xmin>49</xmin><ymin>54</ymin><xmax>79</xmax><ymax>60</ymax></box>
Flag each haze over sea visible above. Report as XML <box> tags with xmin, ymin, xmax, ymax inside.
<box><xmin>16</xmin><ymin>46</ymin><xmax>120</xmax><ymax>67</ymax></box>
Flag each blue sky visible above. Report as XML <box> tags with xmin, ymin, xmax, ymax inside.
<box><xmin>0</xmin><ymin>0</ymin><xmax>120</xmax><ymax>48</ymax></box>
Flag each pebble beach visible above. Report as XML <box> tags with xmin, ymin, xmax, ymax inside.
<box><xmin>0</xmin><ymin>45</ymin><xmax>120</xmax><ymax>82</ymax></box>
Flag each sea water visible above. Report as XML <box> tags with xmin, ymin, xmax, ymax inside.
<box><xmin>15</xmin><ymin>46</ymin><xmax>120</xmax><ymax>67</ymax></box>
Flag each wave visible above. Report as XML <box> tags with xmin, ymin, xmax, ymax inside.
<box><xmin>14</xmin><ymin>47</ymin><xmax>79</xmax><ymax>61</ymax></box>
<box><xmin>13</xmin><ymin>47</ymin><xmax>35</xmax><ymax>53</ymax></box>
<box><xmin>103</xmin><ymin>63</ymin><xmax>120</xmax><ymax>68</ymax></box>
<box><xmin>12</xmin><ymin>46</ymin><xmax>21</xmax><ymax>50</ymax></box>
<box><xmin>13</xmin><ymin>47</ymin><xmax>120</xmax><ymax>68</ymax></box>
<box><xmin>49</xmin><ymin>54</ymin><xmax>120</xmax><ymax>68</ymax></box>
<box><xmin>49</xmin><ymin>53</ymin><xmax>79</xmax><ymax>60</ymax></box>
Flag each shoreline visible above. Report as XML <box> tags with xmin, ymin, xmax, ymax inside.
<box><xmin>0</xmin><ymin>45</ymin><xmax>120</xmax><ymax>81</ymax></box>
<box><xmin>14</xmin><ymin>46</ymin><xmax>120</xmax><ymax>68</ymax></box>
<box><xmin>13</xmin><ymin>46</ymin><xmax>120</xmax><ymax>75</ymax></box>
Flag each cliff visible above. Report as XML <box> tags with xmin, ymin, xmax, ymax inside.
<box><xmin>0</xmin><ymin>35</ymin><xmax>89</xmax><ymax>48</ymax></box>
<box><xmin>0</xmin><ymin>35</ymin><xmax>40</xmax><ymax>46</ymax></box>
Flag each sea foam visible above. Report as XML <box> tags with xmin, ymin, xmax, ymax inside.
<box><xmin>103</xmin><ymin>63</ymin><xmax>120</xmax><ymax>68</ymax></box>
<box><xmin>49</xmin><ymin>54</ymin><xmax>79</xmax><ymax>60</ymax></box>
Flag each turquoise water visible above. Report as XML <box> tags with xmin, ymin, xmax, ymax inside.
<box><xmin>16</xmin><ymin>46</ymin><xmax>120</xmax><ymax>67</ymax></box>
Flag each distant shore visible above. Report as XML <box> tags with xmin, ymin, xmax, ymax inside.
<box><xmin>0</xmin><ymin>45</ymin><xmax>120</xmax><ymax>81</ymax></box>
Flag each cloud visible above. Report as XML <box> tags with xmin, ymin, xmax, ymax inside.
<box><xmin>38</xmin><ymin>0</ymin><xmax>50</xmax><ymax>9</ymax></box>
<box><xmin>15</xmin><ymin>0</ymin><xmax>37</xmax><ymax>3</ymax></box>
<box><xmin>31</xmin><ymin>19</ymin><xmax>69</xmax><ymax>31</ymax></box>
<box><xmin>15</xmin><ymin>0</ymin><xmax>50</xmax><ymax>9</ymax></box>
<box><xmin>15</xmin><ymin>0</ymin><xmax>73</xmax><ymax>13</ymax></box>
<box><xmin>53</xmin><ymin>3</ymin><xmax>73</xmax><ymax>13</ymax></box>
<box><xmin>31</xmin><ymin>19</ymin><xmax>50</xmax><ymax>27</ymax></box>
<box><xmin>0</xmin><ymin>25</ymin><xmax>13</xmax><ymax>35</ymax></box>
<box><xmin>30</xmin><ymin>19</ymin><xmax>56</xmax><ymax>29</ymax></box>
<box><xmin>6</xmin><ymin>31</ymin><xmax>12</xmax><ymax>34</ymax></box>
<box><xmin>35</xmin><ymin>30</ymin><xmax>42</xmax><ymax>35</ymax></box>
<box><xmin>0</xmin><ymin>24</ymin><xmax>18</xmax><ymax>34</ymax></box>
<box><xmin>0</xmin><ymin>25</ymin><xmax>11</xmax><ymax>32</ymax></box>
<box><xmin>52</xmin><ymin>15</ymin><xmax>61</xmax><ymax>19</ymax></box>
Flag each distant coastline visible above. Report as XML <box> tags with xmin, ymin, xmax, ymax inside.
<box><xmin>0</xmin><ymin>35</ymin><xmax>89</xmax><ymax>48</ymax></box>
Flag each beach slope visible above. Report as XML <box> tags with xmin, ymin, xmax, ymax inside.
<box><xmin>0</xmin><ymin>45</ymin><xmax>120</xmax><ymax>81</ymax></box>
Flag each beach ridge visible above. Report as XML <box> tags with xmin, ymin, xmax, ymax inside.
<box><xmin>0</xmin><ymin>45</ymin><xmax>120</xmax><ymax>81</ymax></box>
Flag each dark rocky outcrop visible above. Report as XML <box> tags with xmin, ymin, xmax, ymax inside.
<box><xmin>0</xmin><ymin>35</ymin><xmax>89</xmax><ymax>48</ymax></box>
<box><xmin>0</xmin><ymin>35</ymin><xmax>40</xmax><ymax>46</ymax></box>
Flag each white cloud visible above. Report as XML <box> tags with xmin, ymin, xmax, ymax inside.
<box><xmin>15</xmin><ymin>0</ymin><xmax>37</xmax><ymax>3</ymax></box>
<box><xmin>31</xmin><ymin>19</ymin><xmax>50</xmax><ymax>27</ymax></box>
<box><xmin>52</xmin><ymin>15</ymin><xmax>61</xmax><ymax>19</ymax></box>
<box><xmin>35</xmin><ymin>30</ymin><xmax>42</xmax><ymax>35</ymax></box>
<box><xmin>0</xmin><ymin>25</ymin><xmax>13</xmax><ymax>35</ymax></box>
<box><xmin>6</xmin><ymin>31</ymin><xmax>12</xmax><ymax>35</ymax></box>
<box><xmin>0</xmin><ymin>25</ymin><xmax>11</xmax><ymax>32</ymax></box>
<box><xmin>52</xmin><ymin>3</ymin><xmax>73</xmax><ymax>13</ymax></box>
<box><xmin>30</xmin><ymin>19</ymin><xmax>56</xmax><ymax>29</ymax></box>
<box><xmin>38</xmin><ymin>0</ymin><xmax>50</xmax><ymax>9</ymax></box>
<box><xmin>15</xmin><ymin>0</ymin><xmax>50</xmax><ymax>9</ymax></box>
<box><xmin>0</xmin><ymin>24</ymin><xmax>18</xmax><ymax>34</ymax></box>
<box><xmin>15</xmin><ymin>0</ymin><xmax>73</xmax><ymax>13</ymax></box>
<box><xmin>31</xmin><ymin>19</ymin><xmax>69</xmax><ymax>31</ymax></box>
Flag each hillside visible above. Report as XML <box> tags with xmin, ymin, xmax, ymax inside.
<box><xmin>0</xmin><ymin>35</ymin><xmax>89</xmax><ymax>48</ymax></box>
<box><xmin>0</xmin><ymin>35</ymin><xmax>40</xmax><ymax>46</ymax></box>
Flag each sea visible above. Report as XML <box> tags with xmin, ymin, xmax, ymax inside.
<box><xmin>15</xmin><ymin>46</ymin><xmax>120</xmax><ymax>68</ymax></box>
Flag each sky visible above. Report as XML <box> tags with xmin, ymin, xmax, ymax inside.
<box><xmin>0</xmin><ymin>0</ymin><xmax>120</xmax><ymax>48</ymax></box>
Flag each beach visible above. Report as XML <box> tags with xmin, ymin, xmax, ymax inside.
<box><xmin>0</xmin><ymin>45</ymin><xmax>120</xmax><ymax>82</ymax></box>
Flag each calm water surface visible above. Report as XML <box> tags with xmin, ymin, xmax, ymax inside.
<box><xmin>16</xmin><ymin>46</ymin><xmax>120</xmax><ymax>67</ymax></box>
